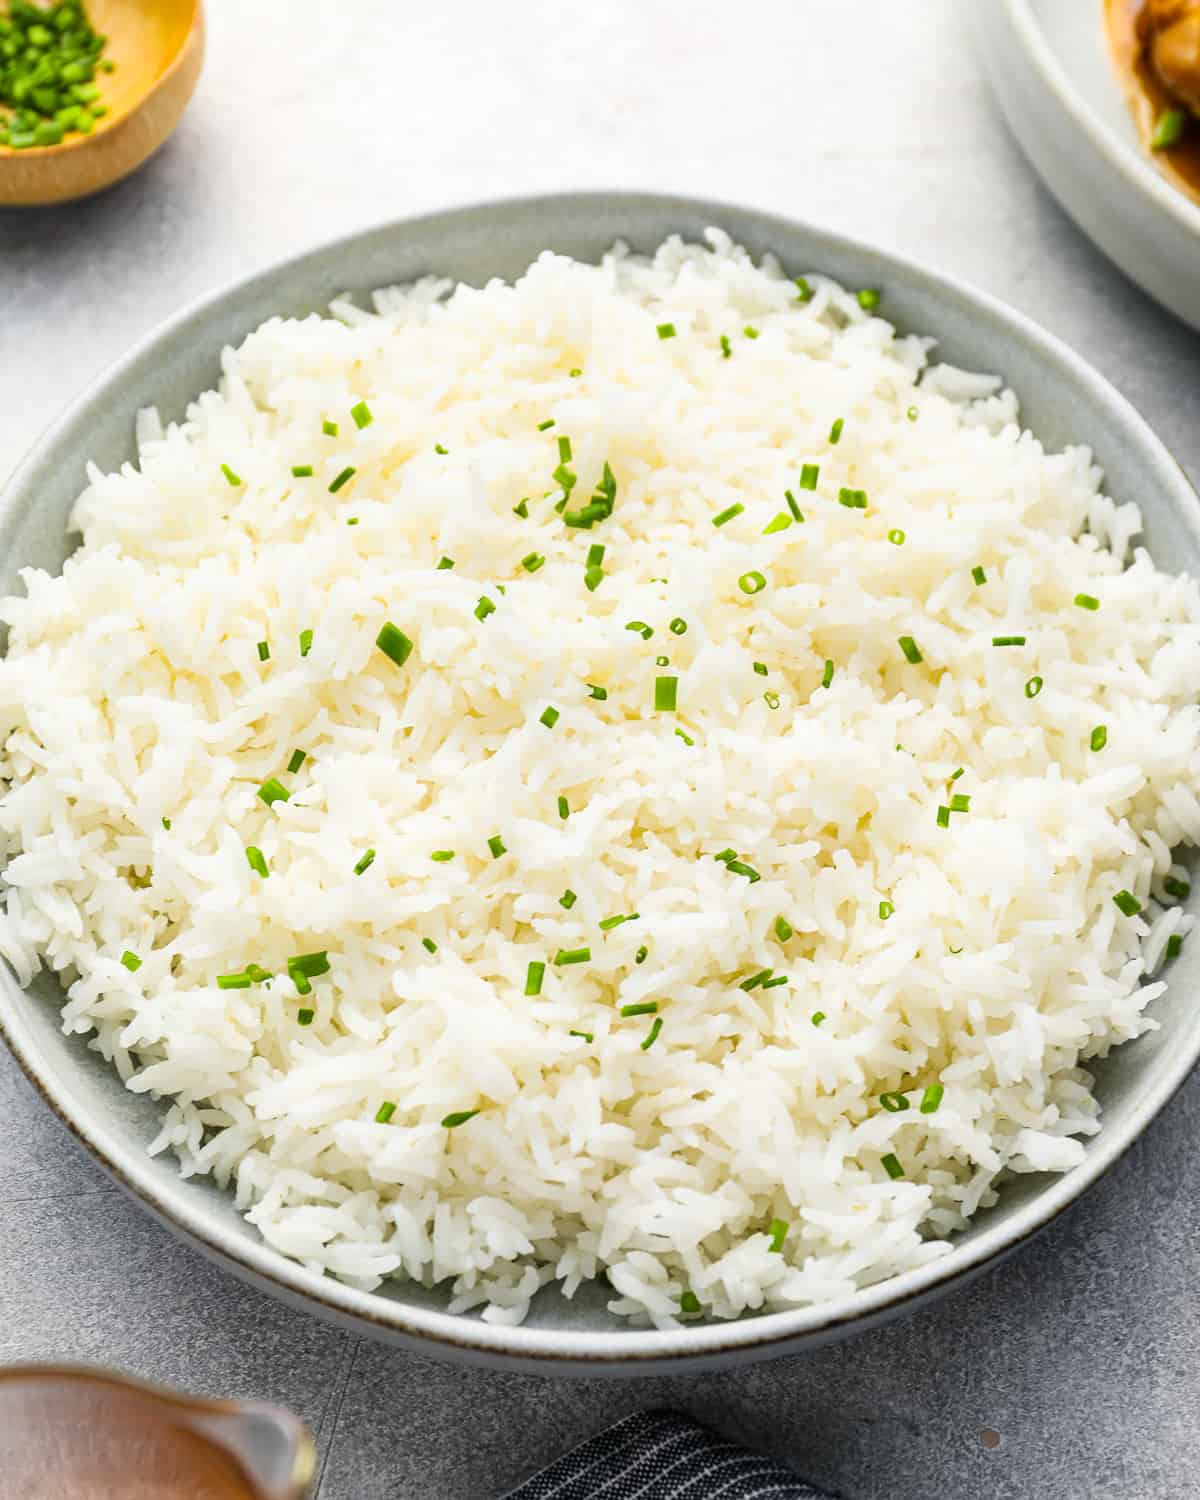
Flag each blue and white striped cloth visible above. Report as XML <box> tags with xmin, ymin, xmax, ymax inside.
<box><xmin>504</xmin><ymin>1410</ymin><xmax>837</xmax><ymax>1500</ymax></box>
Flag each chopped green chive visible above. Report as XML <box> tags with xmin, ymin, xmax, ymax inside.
<box><xmin>515</xmin><ymin>552</ymin><xmax>544</xmax><ymax>575</ymax></box>
<box><xmin>768</xmin><ymin>1217</ymin><xmax>788</xmax><ymax>1252</ymax></box>
<box><xmin>654</xmin><ymin>676</ymin><xmax>678</xmax><ymax>712</ymax></box>
<box><xmin>949</xmin><ymin>767</ymin><xmax>965</xmax><ymax>783</ymax></box>
<box><xmin>376</xmin><ymin>622</ymin><xmax>413</xmax><ymax>668</ymax></box>
<box><xmin>584</xmin><ymin>566</ymin><xmax>604</xmax><ymax>593</ymax></box>
<box><xmin>1113</xmin><ymin>890</ymin><xmax>1141</xmax><ymax>917</ymax></box>
<box><xmin>880</xmin><ymin>1153</ymin><xmax>905</xmax><ymax>1180</ymax></box>
<box><xmin>539</xmin><ymin>705</ymin><xmax>560</xmax><ymax>729</ymax></box>
<box><xmin>286</xmin><ymin>749</ymin><xmax>306</xmax><ymax>774</ymax></box>
<box><xmin>936</xmin><ymin>805</ymin><xmax>951</xmax><ymax>828</ymax></box>
<box><xmin>258</xmin><ymin>778</ymin><xmax>290</xmax><ymax>807</ymax></box>
<box><xmin>712</xmin><ymin>503</ymin><xmax>744</xmax><ymax>527</ymax></box>
<box><xmin>838</xmin><ymin>487</ymin><xmax>868</xmax><ymax>509</ymax></box>
<box><xmin>907</xmin><ymin>405</ymin><xmax>919</xmax><ymax>421</ymax></box>
<box><xmin>328</xmin><ymin>466</ymin><xmax>356</xmax><ymax>494</ymax></box>
<box><xmin>442</xmin><ymin>1109</ymin><xmax>480</xmax><ymax>1128</ymax></box>
<box><xmin>887</xmin><ymin>528</ymin><xmax>906</xmax><ymax>545</ymax></box>
<box><xmin>350</xmin><ymin>400</ymin><xmax>373</xmax><ymax>430</ymax></box>
<box><xmin>587</xmin><ymin>684</ymin><xmax>608</xmax><ymax>700</ymax></box>
<box><xmin>600</xmin><ymin>913</ymin><xmax>639</xmax><ymax>932</ymax></box>
<box><xmin>586</xmin><ymin>543</ymin><xmax>605</xmax><ymax>568</ymax></box>
<box><xmin>898</xmin><ymin>636</ymin><xmax>923</xmax><ymax>664</ymax></box>
<box><xmin>120</xmin><ymin>950</ymin><xmax>142</xmax><ymax>973</ymax></box>
<box><xmin>795</xmin><ymin>277</ymin><xmax>813</xmax><ymax>301</ymax></box>
<box><xmin>525</xmin><ymin>961</ymin><xmax>546</xmax><ymax>996</ymax></box>
<box><xmin>1151</xmin><ymin>108</ymin><xmax>1187</xmax><ymax>149</ymax></box>
<box><xmin>774</xmin><ymin>915</ymin><xmax>793</xmax><ymax>942</ymax></box>
<box><xmin>557</xmin><ymin>436</ymin><xmax>573</xmax><ymax>465</ymax></box>
<box><xmin>1025</xmin><ymin>675</ymin><xmax>1043</xmax><ymax>698</ymax></box>
<box><xmin>435</xmin><ymin>557</ymin><xmax>456</xmax><ymax>573</ymax></box>
<box><xmin>299</xmin><ymin>629</ymin><xmax>314</xmax><ymax>658</ymax></box>
<box><xmin>753</xmin><ymin>662</ymin><xmax>769</xmax><ymax>677</ymax></box>
<box><xmin>857</xmin><ymin>288</ymin><xmax>881</xmax><ymax>311</ymax></box>
<box><xmin>635</xmin><ymin>945</ymin><xmax>649</xmax><ymax>964</ymax></box>
<box><xmin>741</xmin><ymin>969</ymin><xmax>773</xmax><ymax>992</ymax></box>
<box><xmin>217</xmin><ymin>972</ymin><xmax>252</xmax><ymax>990</ymax></box>
<box><xmin>879</xmin><ymin>1091</ymin><xmax>908</xmax><ymax>1112</ymax></box>
<box><xmin>879</xmin><ymin>900</ymin><xmax>894</xmax><ymax>920</ymax></box>
<box><xmin>559</xmin><ymin>889</ymin><xmax>577</xmax><ymax>909</ymax></box>
<box><xmin>297</xmin><ymin>1008</ymin><xmax>315</xmax><ymax>1026</ymax></box>
<box><xmin>972</xmin><ymin>565</ymin><xmax>987</xmax><ymax>586</ymax></box>
<box><xmin>785</xmin><ymin>491</ymin><xmax>804</xmax><ymax>523</ymax></box>
<box><xmin>720</xmin><ymin>334</ymin><xmax>732</xmax><ymax>358</ymax></box>
<box><xmin>556</xmin><ymin>795</ymin><xmax>570</xmax><ymax>821</ymax></box>
<box><xmin>221</xmin><ymin>463</ymin><xmax>242</xmax><ymax>488</ymax></box>
<box><xmin>431</xmin><ymin>850</ymin><xmax>455</xmax><ymax>863</ymax></box>
<box><xmin>513</xmin><ymin>499</ymin><xmax>530</xmax><ymax>519</ymax></box>
<box><xmin>555</xmin><ymin>947</ymin><xmax>591</xmax><ymax>965</ymax></box>
<box><xmin>764</xmin><ymin>512</ymin><xmax>792</xmax><ymax>534</ymax></box>
<box><xmin>1167</xmin><ymin>934</ymin><xmax>1185</xmax><ymax>961</ymax></box>
<box><xmin>743</xmin><ymin>325</ymin><xmax>760</xmax><ymax>340</ymax></box>
<box><xmin>821</xmin><ymin>659</ymin><xmax>835</xmax><ymax>689</ymax></box>
<box><xmin>1164</xmin><ymin>876</ymin><xmax>1190</xmax><ymax>901</ymax></box>
<box><xmin>474</xmin><ymin>596</ymin><xmax>497</xmax><ymax>622</ymax></box>
<box><xmin>375</xmin><ymin>1101</ymin><xmax>396</xmax><ymax>1123</ymax></box>
<box><xmin>569</xmin><ymin>1029</ymin><xmax>594</xmax><ymax>1042</ymax></box>
<box><xmin>738</xmin><ymin>570</ymin><xmax>767</xmax><ymax>595</ymax></box>
<box><xmin>763</xmin><ymin>690</ymin><xmax>780</xmax><ymax>710</ymax></box>
<box><xmin>992</xmin><ymin>635</ymin><xmax>1026</xmax><ymax>647</ymax></box>
<box><xmin>828</xmin><ymin>418</ymin><xmax>844</xmax><ymax>444</ymax></box>
<box><xmin>289</xmin><ymin>952</ymin><xmax>330</xmax><ymax>980</ymax></box>
<box><xmin>291</xmin><ymin>464</ymin><xmax>313</xmax><ymax>478</ymax></box>
<box><xmin>422</xmin><ymin>937</ymin><xmax>438</xmax><ymax>954</ymax></box>
<box><xmin>246</xmin><ymin>846</ymin><xmax>269</xmax><ymax>878</ymax></box>
<box><xmin>621</xmin><ymin>1001</ymin><xmax>658</xmax><ymax>1017</ymax></box>
<box><xmin>920</xmin><ymin>1083</ymin><xmax>944</xmax><ymax>1113</ymax></box>
<box><xmin>641</xmin><ymin>1017</ymin><xmax>664</xmax><ymax>1049</ymax></box>
<box><xmin>725</xmin><ymin>860</ymin><xmax>761</xmax><ymax>883</ymax></box>
<box><xmin>668</xmin><ymin>618</ymin><xmax>688</xmax><ymax>637</ymax></box>
<box><xmin>680</xmin><ymin>1290</ymin><xmax>702</xmax><ymax>1314</ymax></box>
<box><xmin>487</xmin><ymin>834</ymin><xmax>506</xmax><ymax>859</ymax></box>
<box><xmin>657</xmin><ymin>322</ymin><xmax>677</xmax><ymax>340</ymax></box>
<box><xmin>1074</xmin><ymin>594</ymin><xmax>1100</xmax><ymax>611</ymax></box>
<box><xmin>626</xmin><ymin>621</ymin><xmax>653</xmax><ymax>640</ymax></box>
<box><xmin>537</xmin><ymin>419</ymin><xmax>555</xmax><ymax>431</ymax></box>
<box><xmin>674</xmin><ymin>727</ymin><xmax>695</xmax><ymax>746</ymax></box>
<box><xmin>435</xmin><ymin>444</ymin><xmax>448</xmax><ymax>455</ymax></box>
<box><xmin>949</xmin><ymin>793</ymin><xmax>971</xmax><ymax>813</ymax></box>
<box><xmin>799</xmin><ymin>464</ymin><xmax>820</xmax><ymax>492</ymax></box>
<box><xmin>353</xmin><ymin>848</ymin><xmax>376</xmax><ymax>876</ymax></box>
<box><xmin>1090</xmin><ymin>725</ymin><xmax>1108</xmax><ymax>752</ymax></box>
<box><xmin>322</xmin><ymin>419</ymin><xmax>339</xmax><ymax>437</ymax></box>
<box><xmin>812</xmin><ymin>1011</ymin><xmax>826</xmax><ymax>1026</ymax></box>
<box><xmin>161</xmin><ymin>817</ymin><xmax>172</xmax><ymax>831</ymax></box>
<box><xmin>256</xmin><ymin>640</ymin><xmax>270</xmax><ymax>662</ymax></box>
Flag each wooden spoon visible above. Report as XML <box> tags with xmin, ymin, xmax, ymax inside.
<box><xmin>0</xmin><ymin>0</ymin><xmax>204</xmax><ymax>207</ymax></box>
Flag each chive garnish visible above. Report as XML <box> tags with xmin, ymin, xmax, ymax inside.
<box><xmin>353</xmin><ymin>848</ymin><xmax>376</xmax><ymax>875</ymax></box>
<box><xmin>161</xmin><ymin>818</ymin><xmax>172</xmax><ymax>831</ymax></box>
<box><xmin>879</xmin><ymin>1091</ymin><xmax>908</xmax><ymax>1112</ymax></box>
<box><xmin>621</xmin><ymin>1001</ymin><xmax>658</xmax><ymax>1017</ymax></box>
<box><xmin>322</xmin><ymin>419</ymin><xmax>338</xmax><ymax>437</ymax></box>
<box><xmin>774</xmin><ymin>916</ymin><xmax>793</xmax><ymax>942</ymax></box>
<box><xmin>1074</xmin><ymin>594</ymin><xmax>1100</xmax><ymax>611</ymax></box>
<box><xmin>949</xmin><ymin>793</ymin><xmax>970</xmax><ymax>813</ymax></box>
<box><xmin>559</xmin><ymin>891</ymin><xmax>578</xmax><ymax>913</ymax></box>
<box><xmin>328</xmin><ymin>466</ymin><xmax>356</xmax><ymax>494</ymax></box>
<box><xmin>475</xmin><ymin>596</ymin><xmax>496</xmax><ymax>622</ymax></box>
<box><xmin>828</xmin><ymin>418</ymin><xmax>844</xmax><ymax>444</ymax></box>
<box><xmin>888</xmin><ymin>528</ymin><xmax>906</xmax><ymax>545</ymax></box>
<box><xmin>738</xmin><ymin>571</ymin><xmax>767</xmax><ymax>595</ymax></box>
<box><xmin>1025</xmin><ymin>675</ymin><xmax>1043</xmax><ymax>698</ymax></box>
<box><xmin>217</xmin><ymin>972</ymin><xmax>252</xmax><ymax>990</ymax></box>
<box><xmin>525</xmin><ymin>961</ymin><xmax>546</xmax><ymax>996</ymax></box>
<box><xmin>768</xmin><ymin>1217</ymin><xmax>788</xmax><ymax>1252</ymax></box>
<box><xmin>821</xmin><ymin>659</ymin><xmax>834</xmax><ymax>689</ymax></box>
<box><xmin>741</xmin><ymin>969</ymin><xmax>773</xmax><ymax>992</ymax></box>
<box><xmin>675</xmin><ymin>727</ymin><xmax>695</xmax><ymax>746</ymax></box>
<box><xmin>376</xmin><ymin>622</ymin><xmax>413</xmax><ymax>668</ymax></box>
<box><xmin>557</xmin><ymin>436</ymin><xmax>573</xmax><ymax>466</ymax></box>
<box><xmin>556</xmin><ymin>795</ymin><xmax>570</xmax><ymax>821</ymax></box>
<box><xmin>1113</xmin><ymin>890</ymin><xmax>1141</xmax><ymax>917</ymax></box>
<box><xmin>487</xmin><ymin>834</ymin><xmax>506</xmax><ymax>859</ymax></box>
<box><xmin>949</xmin><ymin>768</ymin><xmax>964</xmax><ymax>783</ymax></box>
<box><xmin>725</xmin><ymin>860</ymin><xmax>761</xmax><ymax>882</ymax></box>
<box><xmin>669</xmin><ymin>617</ymin><xmax>688</xmax><ymax>636</ymax></box>
<box><xmin>422</xmin><ymin>937</ymin><xmax>438</xmax><ymax>954</ymax></box>
<box><xmin>1090</xmin><ymin>725</ymin><xmax>1107</xmax><ymax>752</ymax></box>
<box><xmin>654</xmin><ymin>677</ymin><xmax>678</xmax><ymax>712</ymax></box>
<box><xmin>1164</xmin><ymin>876</ymin><xmax>1190</xmax><ymax>901</ymax></box>
<box><xmin>1167</xmin><ymin>934</ymin><xmax>1185</xmax><ymax>961</ymax></box>
<box><xmin>992</xmin><ymin>636</ymin><xmax>1026</xmax><ymax>647</ymax></box>
<box><xmin>435</xmin><ymin>444</ymin><xmax>448</xmax><ymax>455</ymax></box>
<box><xmin>720</xmin><ymin>334</ymin><xmax>732</xmax><ymax>358</ymax></box>
<box><xmin>712</xmin><ymin>503</ymin><xmax>745</xmax><ymax>527</ymax></box>
<box><xmin>898</xmin><ymin>636</ymin><xmax>923</xmax><ymax>664</ymax></box>
<box><xmin>521</xmin><ymin>552</ymin><xmax>545</xmax><ymax>573</ymax></box>
<box><xmin>656</xmin><ymin>322</ymin><xmax>677</xmax><ymax>340</ymax></box>
<box><xmin>555</xmin><ymin>947</ymin><xmax>591</xmax><ymax>965</ymax></box>
<box><xmin>812</xmin><ymin>1011</ymin><xmax>826</xmax><ymax>1026</ymax></box>
<box><xmin>299</xmin><ymin>629</ymin><xmax>314</xmax><ymax>657</ymax></box>
<box><xmin>120</xmin><ymin>950</ymin><xmax>141</xmax><ymax>972</ymax></box>
<box><xmin>246</xmin><ymin>846</ymin><xmax>269</xmax><ymax>878</ymax></box>
<box><xmin>764</xmin><ymin>512</ymin><xmax>792</xmax><ymax>534</ymax></box>
<box><xmin>880</xmin><ymin>1153</ymin><xmax>905</xmax><ymax>1180</ymax></box>
<box><xmin>972</xmin><ymin>565</ymin><xmax>987</xmax><ymax>586</ymax></box>
<box><xmin>920</xmin><ymin>1083</ymin><xmax>944</xmax><ymax>1113</ymax></box>
<box><xmin>375</xmin><ymin>1101</ymin><xmax>396</xmax><ymax>1123</ymax></box>
<box><xmin>838</xmin><ymin>488</ymin><xmax>867</xmax><ymax>509</ymax></box>
<box><xmin>539</xmin><ymin>706</ymin><xmax>560</xmax><ymax>729</ymax></box>
<box><xmin>794</xmin><ymin>467</ymin><xmax>818</xmax><ymax>497</ymax></box>
<box><xmin>936</xmin><ymin>805</ymin><xmax>951</xmax><ymax>828</ymax></box>
<box><xmin>514</xmin><ymin>499</ymin><xmax>530</xmax><ymax>518</ymax></box>
<box><xmin>350</xmin><ymin>400</ymin><xmax>373</xmax><ymax>430</ymax></box>
<box><xmin>743</xmin><ymin>325</ymin><xmax>759</xmax><ymax>340</ymax></box>
<box><xmin>762</xmin><ymin>975</ymin><xmax>788</xmax><ymax>989</ymax></box>
<box><xmin>764</xmin><ymin>690</ymin><xmax>780</xmax><ymax>709</ymax></box>
<box><xmin>879</xmin><ymin>900</ymin><xmax>894</xmax><ymax>920</ymax></box>
<box><xmin>1151</xmin><ymin>108</ymin><xmax>1186</xmax><ymax>149</ymax></box>
<box><xmin>255</xmin><ymin>641</ymin><xmax>270</xmax><ymax>663</ymax></box>
<box><xmin>291</xmin><ymin>464</ymin><xmax>313</xmax><ymax>478</ymax></box>
<box><xmin>286</xmin><ymin>749</ymin><xmax>306</xmax><ymax>774</ymax></box>
<box><xmin>436</xmin><ymin>556</ymin><xmax>455</xmax><ymax>571</ymax></box>
<box><xmin>538</xmin><ymin>419</ymin><xmax>555</xmax><ymax>431</ymax></box>
<box><xmin>258</xmin><ymin>778</ymin><xmax>289</xmax><ymax>807</ymax></box>
<box><xmin>442</xmin><ymin>1109</ymin><xmax>480</xmax><ymax>1128</ymax></box>
<box><xmin>785</xmin><ymin>491</ymin><xmax>804</xmax><ymax>523</ymax></box>
<box><xmin>641</xmin><ymin>1017</ymin><xmax>663</xmax><ymax>1049</ymax></box>
<box><xmin>221</xmin><ymin>463</ymin><xmax>242</xmax><ymax>487</ymax></box>
<box><xmin>588</xmin><ymin>684</ymin><xmax>608</xmax><ymax>700</ymax></box>
<box><xmin>430</xmin><ymin>850</ymin><xmax>455</xmax><ymax>863</ymax></box>
<box><xmin>795</xmin><ymin>277</ymin><xmax>813</xmax><ymax>301</ymax></box>
<box><xmin>600</xmin><ymin>913</ymin><xmax>639</xmax><ymax>931</ymax></box>
<box><xmin>289</xmin><ymin>951</ymin><xmax>330</xmax><ymax>978</ymax></box>
<box><xmin>297</xmin><ymin>1008</ymin><xmax>315</xmax><ymax>1025</ymax></box>
<box><xmin>753</xmin><ymin>662</ymin><xmax>769</xmax><ymax>677</ymax></box>
<box><xmin>635</xmin><ymin>945</ymin><xmax>649</xmax><ymax>964</ymax></box>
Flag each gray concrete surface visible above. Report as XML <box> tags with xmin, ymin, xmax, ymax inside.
<box><xmin>2</xmin><ymin>2</ymin><xmax>1198</xmax><ymax>1495</ymax></box>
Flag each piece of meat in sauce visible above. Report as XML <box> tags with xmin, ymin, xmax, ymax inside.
<box><xmin>1137</xmin><ymin>0</ymin><xmax>1200</xmax><ymax>114</ymax></box>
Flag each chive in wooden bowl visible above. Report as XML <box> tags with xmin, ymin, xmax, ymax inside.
<box><xmin>0</xmin><ymin>0</ymin><xmax>203</xmax><ymax>207</ymax></box>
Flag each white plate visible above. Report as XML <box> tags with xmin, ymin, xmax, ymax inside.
<box><xmin>974</xmin><ymin>0</ymin><xmax>1200</xmax><ymax>331</ymax></box>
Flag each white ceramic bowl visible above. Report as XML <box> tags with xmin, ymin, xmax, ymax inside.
<box><xmin>2</xmin><ymin>193</ymin><xmax>1199</xmax><ymax>1374</ymax></box>
<box><xmin>974</xmin><ymin>0</ymin><xmax>1200</xmax><ymax>331</ymax></box>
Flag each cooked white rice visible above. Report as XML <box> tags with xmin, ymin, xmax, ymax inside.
<box><xmin>1</xmin><ymin>231</ymin><xmax>1197</xmax><ymax>1328</ymax></box>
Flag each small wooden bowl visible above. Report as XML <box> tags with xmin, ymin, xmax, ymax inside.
<box><xmin>0</xmin><ymin>0</ymin><xmax>204</xmax><ymax>207</ymax></box>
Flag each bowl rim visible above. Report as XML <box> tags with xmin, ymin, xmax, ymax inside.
<box><xmin>998</xmin><ymin>0</ymin><xmax>1200</xmax><ymax>236</ymax></box>
<box><xmin>2</xmin><ymin>188</ymin><xmax>1199</xmax><ymax>1372</ymax></box>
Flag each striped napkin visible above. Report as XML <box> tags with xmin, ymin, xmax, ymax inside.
<box><xmin>503</xmin><ymin>1410</ymin><xmax>837</xmax><ymax>1499</ymax></box>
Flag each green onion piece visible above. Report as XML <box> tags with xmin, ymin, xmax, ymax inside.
<box><xmin>1025</xmin><ymin>675</ymin><xmax>1043</xmax><ymax>698</ymax></box>
<box><xmin>289</xmin><ymin>951</ymin><xmax>330</xmax><ymax>979</ymax></box>
<box><xmin>588</xmin><ymin>684</ymin><xmax>608</xmax><ymax>700</ymax></box>
<box><xmin>680</xmin><ymin>1289</ymin><xmax>702</xmax><ymax>1314</ymax></box>
<box><xmin>668</xmin><ymin>617</ymin><xmax>688</xmax><ymax>636</ymax></box>
<box><xmin>435</xmin><ymin>444</ymin><xmax>448</xmax><ymax>455</ymax></box>
<box><xmin>657</xmin><ymin>322</ymin><xmax>677</xmax><ymax>340</ymax></box>
<box><xmin>539</xmin><ymin>705</ymin><xmax>560</xmax><ymax>729</ymax></box>
<box><xmin>538</xmin><ymin>419</ymin><xmax>555</xmax><ymax>431</ymax></box>
<box><xmin>768</xmin><ymin>1217</ymin><xmax>788</xmax><ymax>1252</ymax></box>
<box><xmin>291</xmin><ymin>464</ymin><xmax>313</xmax><ymax>478</ymax></box>
<box><xmin>255</xmin><ymin>640</ymin><xmax>270</xmax><ymax>663</ymax></box>
<box><xmin>475</xmin><ymin>596</ymin><xmax>496</xmax><ymax>621</ymax></box>
<box><xmin>774</xmin><ymin>915</ymin><xmax>793</xmax><ymax>942</ymax></box>
<box><xmin>422</xmin><ymin>937</ymin><xmax>438</xmax><ymax>954</ymax></box>
<box><xmin>1088</xmin><ymin>724</ymin><xmax>1108</xmax><ymax>753</ymax></box>
<box><xmin>246</xmin><ymin>846</ymin><xmax>269</xmax><ymax>878</ymax></box>
<box><xmin>436</xmin><ymin>556</ymin><xmax>455</xmax><ymax>571</ymax></box>
<box><xmin>621</xmin><ymin>1001</ymin><xmax>658</xmax><ymax>1017</ymax></box>
<box><xmin>992</xmin><ymin>635</ymin><xmax>1026</xmax><ymax>647</ymax></box>
<box><xmin>120</xmin><ymin>950</ymin><xmax>142</xmax><ymax>972</ymax></box>
<box><xmin>972</xmin><ymin>565</ymin><xmax>987</xmax><ymax>586</ymax></box>
<box><xmin>795</xmin><ymin>277</ymin><xmax>813</xmax><ymax>301</ymax></box>
<box><xmin>743</xmin><ymin>325</ymin><xmax>760</xmax><ymax>340</ymax></box>
<box><xmin>949</xmin><ymin>767</ymin><xmax>965</xmax><ymax>783</ymax></box>
<box><xmin>1151</xmin><ymin>108</ymin><xmax>1187</xmax><ymax>149</ymax></box>
<box><xmin>487</xmin><ymin>834</ymin><xmax>506</xmax><ymax>859</ymax></box>
<box><xmin>258</xmin><ymin>778</ymin><xmax>289</xmax><ymax>807</ymax></box>
<box><xmin>352</xmin><ymin>848</ymin><xmax>376</xmax><ymax>876</ymax></box>
<box><xmin>569</xmin><ymin>1029</ymin><xmax>594</xmax><ymax>1043</ymax></box>
<box><xmin>857</xmin><ymin>288</ymin><xmax>881</xmax><ymax>311</ymax></box>
<box><xmin>907</xmin><ymin>405</ymin><xmax>919</xmax><ymax>421</ymax></box>
<box><xmin>1113</xmin><ymin>890</ymin><xmax>1141</xmax><ymax>917</ymax></box>
<box><xmin>920</xmin><ymin>1083</ymin><xmax>944</xmax><ymax>1113</ymax></box>
<box><xmin>375</xmin><ymin>1101</ymin><xmax>396</xmax><ymax>1123</ymax></box>
<box><xmin>799</xmin><ymin>464</ymin><xmax>820</xmax><ymax>492</ymax></box>
<box><xmin>1166</xmin><ymin>934</ymin><xmax>1185</xmax><ymax>961</ymax></box>
<box><xmin>720</xmin><ymin>334</ymin><xmax>732</xmax><ymax>359</ymax></box>
<box><xmin>949</xmin><ymin>793</ymin><xmax>971</xmax><ymax>813</ymax></box>
<box><xmin>322</xmin><ymin>419</ymin><xmax>338</xmax><ymax>437</ymax></box>
<box><xmin>838</xmin><ymin>487</ymin><xmax>868</xmax><ymax>509</ymax></box>
<box><xmin>626</xmin><ymin>621</ymin><xmax>653</xmax><ymax>639</ymax></box>
<box><xmin>299</xmin><ymin>628</ymin><xmax>314</xmax><ymax>657</ymax></box>
<box><xmin>654</xmin><ymin>676</ymin><xmax>678</xmax><ymax>712</ymax></box>
<box><xmin>328</xmin><ymin>466</ymin><xmax>356</xmax><ymax>494</ymax></box>
<box><xmin>879</xmin><ymin>900</ymin><xmax>894</xmax><ymax>920</ymax></box>
<box><xmin>785</xmin><ymin>491</ymin><xmax>804</xmax><ymax>523</ymax></box>
<box><xmin>712</xmin><ymin>503</ymin><xmax>744</xmax><ymax>528</ymax></box>
<box><xmin>520</xmin><ymin>552</ymin><xmax>545</xmax><ymax>573</ymax></box>
<box><xmin>714</xmin><ymin>849</ymin><xmax>737</xmax><ymax>864</ymax></box>
<box><xmin>525</xmin><ymin>960</ymin><xmax>546</xmax><ymax>996</ymax></box>
<box><xmin>584</xmin><ymin>566</ymin><xmax>604</xmax><ymax>592</ymax></box>
<box><xmin>220</xmin><ymin>463</ymin><xmax>242</xmax><ymax>487</ymax></box>
<box><xmin>557</xmin><ymin>436</ymin><xmax>573</xmax><ymax>465</ymax></box>
<box><xmin>376</xmin><ymin>622</ymin><xmax>413</xmax><ymax>668</ymax></box>
<box><xmin>674</xmin><ymin>727</ymin><xmax>695</xmax><ymax>746</ymax></box>
<box><xmin>741</xmin><ymin>969</ymin><xmax>773</xmax><ymax>992</ymax></box>
<box><xmin>442</xmin><ymin>1109</ymin><xmax>481</xmax><ymax>1128</ymax></box>
<box><xmin>764</xmin><ymin>512</ymin><xmax>792</xmax><ymax>534</ymax></box>
<box><xmin>887</xmin><ymin>528</ymin><xmax>906</xmax><ymax>545</ymax></box>
<box><xmin>898</xmin><ymin>636</ymin><xmax>923</xmax><ymax>664</ymax></box>
<box><xmin>880</xmin><ymin>1152</ymin><xmax>905</xmax><ymax>1180</ymax></box>
<box><xmin>879</xmin><ymin>1091</ymin><xmax>908</xmax><ymax>1112</ymax></box>
<box><xmin>828</xmin><ymin>418</ymin><xmax>844</xmax><ymax>444</ymax></box>
<box><xmin>635</xmin><ymin>945</ymin><xmax>649</xmax><ymax>965</ymax></box>
<box><xmin>555</xmin><ymin>947</ymin><xmax>591</xmax><ymax>965</ymax></box>
<box><xmin>738</xmin><ymin>571</ymin><xmax>767</xmax><ymax>595</ymax></box>
<box><xmin>764</xmin><ymin>691</ymin><xmax>780</xmax><ymax>710</ymax></box>
<box><xmin>286</xmin><ymin>749</ymin><xmax>305</xmax><ymax>774</ymax></box>
<box><xmin>812</xmin><ymin>1011</ymin><xmax>826</xmax><ymax>1026</ymax></box>
<box><xmin>513</xmin><ymin>499</ymin><xmax>530</xmax><ymax>518</ymax></box>
<box><xmin>725</xmin><ymin>860</ymin><xmax>761</xmax><ymax>882</ymax></box>
<box><xmin>297</xmin><ymin>1008</ymin><xmax>315</xmax><ymax>1026</ymax></box>
<box><xmin>217</xmin><ymin>972</ymin><xmax>252</xmax><ymax>990</ymax></box>
<box><xmin>641</xmin><ymin>1017</ymin><xmax>664</xmax><ymax>1049</ymax></box>
<box><xmin>559</xmin><ymin>889</ymin><xmax>577</xmax><ymax>909</ymax></box>
<box><xmin>290</xmin><ymin>971</ymin><xmax>313</xmax><ymax>996</ymax></box>
<box><xmin>557</xmin><ymin>795</ymin><xmax>570</xmax><ymax>821</ymax></box>
<box><xmin>753</xmin><ymin>662</ymin><xmax>769</xmax><ymax>676</ymax></box>
<box><xmin>821</xmin><ymin>659</ymin><xmax>835</xmax><ymax>689</ymax></box>
<box><xmin>161</xmin><ymin>817</ymin><xmax>171</xmax><ymax>831</ymax></box>
<box><xmin>1164</xmin><ymin>876</ymin><xmax>1190</xmax><ymax>901</ymax></box>
<box><xmin>1074</xmin><ymin>594</ymin><xmax>1100</xmax><ymax>611</ymax></box>
<box><xmin>430</xmin><ymin>850</ymin><xmax>455</xmax><ymax>862</ymax></box>
<box><xmin>586</xmin><ymin>543</ymin><xmax>605</xmax><ymax>568</ymax></box>
<box><xmin>936</xmin><ymin>805</ymin><xmax>951</xmax><ymax>828</ymax></box>
<box><xmin>350</xmin><ymin>400</ymin><xmax>373</xmax><ymax>430</ymax></box>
